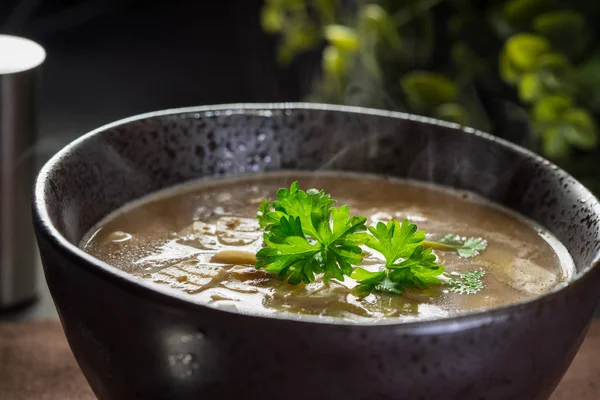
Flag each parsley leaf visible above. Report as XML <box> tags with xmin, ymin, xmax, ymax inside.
<box><xmin>256</xmin><ymin>216</ymin><xmax>322</xmax><ymax>284</ymax></box>
<box><xmin>351</xmin><ymin>267</ymin><xmax>386</xmax><ymax>289</ymax></box>
<box><xmin>351</xmin><ymin>219</ymin><xmax>445</xmax><ymax>294</ymax></box>
<box><xmin>255</xmin><ymin>182</ymin><xmax>368</xmax><ymax>284</ymax></box>
<box><xmin>257</xmin><ymin>200</ymin><xmax>272</xmax><ymax>228</ymax></box>
<box><xmin>389</xmin><ymin>246</ymin><xmax>444</xmax><ymax>289</ymax></box>
<box><xmin>446</xmin><ymin>269</ymin><xmax>486</xmax><ymax>294</ymax></box>
<box><xmin>352</xmin><ymin>268</ymin><xmax>406</xmax><ymax>294</ymax></box>
<box><xmin>373</xmin><ymin>276</ymin><xmax>407</xmax><ymax>294</ymax></box>
<box><xmin>427</xmin><ymin>234</ymin><xmax>488</xmax><ymax>258</ymax></box>
<box><xmin>256</xmin><ymin>183</ymin><xmax>485</xmax><ymax>298</ymax></box>
<box><xmin>365</xmin><ymin>219</ymin><xmax>425</xmax><ymax>265</ymax></box>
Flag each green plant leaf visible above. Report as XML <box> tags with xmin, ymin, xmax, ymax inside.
<box><xmin>400</xmin><ymin>71</ymin><xmax>457</xmax><ymax>111</ymax></box>
<box><xmin>503</xmin><ymin>0</ymin><xmax>557</xmax><ymax>25</ymax></box>
<box><xmin>573</xmin><ymin>53</ymin><xmax>600</xmax><ymax>112</ymax></box>
<box><xmin>359</xmin><ymin>4</ymin><xmax>402</xmax><ymax>51</ymax></box>
<box><xmin>352</xmin><ymin>269</ymin><xmax>406</xmax><ymax>295</ymax></box>
<box><xmin>257</xmin><ymin>200</ymin><xmax>274</xmax><ymax>228</ymax></box>
<box><xmin>542</xmin><ymin>125</ymin><xmax>570</xmax><ymax>159</ymax></box>
<box><xmin>535</xmin><ymin>53</ymin><xmax>573</xmax><ymax>95</ymax></box>
<box><xmin>533</xmin><ymin>11</ymin><xmax>586</xmax><ymax>55</ymax></box>
<box><xmin>359</xmin><ymin>4</ymin><xmax>387</xmax><ymax>33</ymax></box>
<box><xmin>256</xmin><ymin>216</ymin><xmax>322</xmax><ymax>284</ymax></box>
<box><xmin>256</xmin><ymin>182</ymin><xmax>369</xmax><ymax>284</ymax></box>
<box><xmin>500</xmin><ymin>48</ymin><xmax>521</xmax><ymax>85</ymax></box>
<box><xmin>505</xmin><ymin>33</ymin><xmax>551</xmax><ymax>70</ymax></box>
<box><xmin>322</xmin><ymin>45</ymin><xmax>347</xmax><ymax>78</ymax></box>
<box><xmin>457</xmin><ymin>237</ymin><xmax>488</xmax><ymax>258</ymax></box>
<box><xmin>372</xmin><ymin>276</ymin><xmax>406</xmax><ymax>294</ymax></box>
<box><xmin>535</xmin><ymin>52</ymin><xmax>569</xmax><ymax>71</ymax></box>
<box><xmin>388</xmin><ymin>246</ymin><xmax>443</xmax><ymax>289</ymax></box>
<box><xmin>562</xmin><ymin>108</ymin><xmax>598</xmax><ymax>150</ymax></box>
<box><xmin>437</xmin><ymin>234</ymin><xmax>488</xmax><ymax>258</ymax></box>
<box><xmin>433</xmin><ymin>103</ymin><xmax>468</xmax><ymax>125</ymax></box>
<box><xmin>351</xmin><ymin>267</ymin><xmax>387</xmax><ymax>293</ymax></box>
<box><xmin>351</xmin><ymin>267</ymin><xmax>386</xmax><ymax>285</ymax></box>
<box><xmin>261</xmin><ymin>5</ymin><xmax>284</xmax><ymax>33</ymax></box>
<box><xmin>534</xmin><ymin>10</ymin><xmax>585</xmax><ymax>33</ymax></box>
<box><xmin>531</xmin><ymin>95</ymin><xmax>573</xmax><ymax>124</ymax></box>
<box><xmin>518</xmin><ymin>71</ymin><xmax>544</xmax><ymax>103</ymax></box>
<box><xmin>277</xmin><ymin>20</ymin><xmax>321</xmax><ymax>65</ymax></box>
<box><xmin>352</xmin><ymin>219</ymin><xmax>445</xmax><ymax>295</ymax></box>
<box><xmin>365</xmin><ymin>219</ymin><xmax>425</xmax><ymax>265</ymax></box>
<box><xmin>324</xmin><ymin>25</ymin><xmax>359</xmax><ymax>52</ymax></box>
<box><xmin>446</xmin><ymin>269</ymin><xmax>486</xmax><ymax>294</ymax></box>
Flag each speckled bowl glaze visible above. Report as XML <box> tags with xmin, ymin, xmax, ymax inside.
<box><xmin>33</xmin><ymin>104</ymin><xmax>600</xmax><ymax>400</ymax></box>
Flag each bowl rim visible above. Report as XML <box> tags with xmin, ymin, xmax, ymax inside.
<box><xmin>33</xmin><ymin>102</ymin><xmax>600</xmax><ymax>331</ymax></box>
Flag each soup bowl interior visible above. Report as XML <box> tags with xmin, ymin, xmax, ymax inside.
<box><xmin>33</xmin><ymin>104</ymin><xmax>600</xmax><ymax>400</ymax></box>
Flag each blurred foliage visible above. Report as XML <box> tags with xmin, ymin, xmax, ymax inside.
<box><xmin>260</xmin><ymin>0</ymin><xmax>600</xmax><ymax>195</ymax></box>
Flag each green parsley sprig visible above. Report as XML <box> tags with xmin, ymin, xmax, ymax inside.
<box><xmin>255</xmin><ymin>182</ymin><xmax>369</xmax><ymax>284</ymax></box>
<box><xmin>350</xmin><ymin>219</ymin><xmax>444</xmax><ymax>294</ymax></box>
<box><xmin>446</xmin><ymin>269</ymin><xmax>486</xmax><ymax>294</ymax></box>
<box><xmin>423</xmin><ymin>234</ymin><xmax>488</xmax><ymax>258</ymax></box>
<box><xmin>255</xmin><ymin>182</ymin><xmax>487</xmax><ymax>295</ymax></box>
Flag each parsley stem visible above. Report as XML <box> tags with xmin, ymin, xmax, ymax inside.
<box><xmin>421</xmin><ymin>240</ymin><xmax>457</xmax><ymax>252</ymax></box>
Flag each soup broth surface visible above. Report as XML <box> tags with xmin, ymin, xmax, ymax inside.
<box><xmin>82</xmin><ymin>172</ymin><xmax>573</xmax><ymax>323</ymax></box>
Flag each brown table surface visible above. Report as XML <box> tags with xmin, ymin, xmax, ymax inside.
<box><xmin>0</xmin><ymin>320</ymin><xmax>598</xmax><ymax>399</ymax></box>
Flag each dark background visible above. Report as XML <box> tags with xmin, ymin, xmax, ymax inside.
<box><xmin>1</xmin><ymin>0</ymin><xmax>313</xmax><ymax>152</ymax></box>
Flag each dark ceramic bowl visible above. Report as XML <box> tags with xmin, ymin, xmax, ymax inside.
<box><xmin>33</xmin><ymin>104</ymin><xmax>600</xmax><ymax>400</ymax></box>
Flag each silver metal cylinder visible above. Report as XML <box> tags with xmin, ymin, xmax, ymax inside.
<box><xmin>0</xmin><ymin>35</ymin><xmax>45</xmax><ymax>309</ymax></box>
